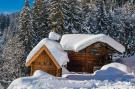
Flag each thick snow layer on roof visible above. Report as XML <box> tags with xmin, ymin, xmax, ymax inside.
<box><xmin>48</xmin><ymin>31</ymin><xmax>61</xmax><ymax>41</ymax></box>
<box><xmin>60</xmin><ymin>34</ymin><xmax>125</xmax><ymax>53</ymax></box>
<box><xmin>26</xmin><ymin>38</ymin><xmax>69</xmax><ymax>66</ymax></box>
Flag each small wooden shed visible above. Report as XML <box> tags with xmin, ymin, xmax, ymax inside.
<box><xmin>25</xmin><ymin>38</ymin><xmax>69</xmax><ymax>76</ymax></box>
<box><xmin>60</xmin><ymin>34</ymin><xmax>125</xmax><ymax>73</ymax></box>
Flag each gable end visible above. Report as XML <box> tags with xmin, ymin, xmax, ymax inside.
<box><xmin>25</xmin><ymin>45</ymin><xmax>61</xmax><ymax>69</ymax></box>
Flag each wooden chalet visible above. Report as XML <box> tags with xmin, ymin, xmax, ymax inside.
<box><xmin>60</xmin><ymin>34</ymin><xmax>125</xmax><ymax>73</ymax></box>
<box><xmin>25</xmin><ymin>37</ymin><xmax>69</xmax><ymax>76</ymax></box>
<box><xmin>26</xmin><ymin>32</ymin><xmax>125</xmax><ymax>77</ymax></box>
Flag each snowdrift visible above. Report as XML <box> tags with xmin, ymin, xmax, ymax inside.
<box><xmin>93</xmin><ymin>63</ymin><xmax>132</xmax><ymax>80</ymax></box>
<box><xmin>121</xmin><ymin>54</ymin><xmax>135</xmax><ymax>74</ymax></box>
<box><xmin>121</xmin><ymin>55</ymin><xmax>135</xmax><ymax>68</ymax></box>
<box><xmin>63</xmin><ymin>63</ymin><xmax>133</xmax><ymax>81</ymax></box>
<box><xmin>8</xmin><ymin>63</ymin><xmax>135</xmax><ymax>89</ymax></box>
<box><xmin>96</xmin><ymin>62</ymin><xmax>131</xmax><ymax>75</ymax></box>
<box><xmin>8</xmin><ymin>70</ymin><xmax>56</xmax><ymax>89</ymax></box>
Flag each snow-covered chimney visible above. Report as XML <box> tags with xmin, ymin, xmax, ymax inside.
<box><xmin>48</xmin><ymin>31</ymin><xmax>61</xmax><ymax>41</ymax></box>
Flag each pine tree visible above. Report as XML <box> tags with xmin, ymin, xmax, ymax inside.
<box><xmin>61</xmin><ymin>0</ymin><xmax>82</xmax><ymax>33</ymax></box>
<box><xmin>96</xmin><ymin>0</ymin><xmax>113</xmax><ymax>35</ymax></box>
<box><xmin>0</xmin><ymin>14</ymin><xmax>10</xmax><ymax>32</ymax></box>
<box><xmin>15</xmin><ymin>0</ymin><xmax>35</xmax><ymax>77</ymax></box>
<box><xmin>32</xmin><ymin>0</ymin><xmax>50</xmax><ymax>43</ymax></box>
<box><xmin>81</xmin><ymin>3</ymin><xmax>98</xmax><ymax>34</ymax></box>
<box><xmin>18</xmin><ymin>0</ymin><xmax>35</xmax><ymax>56</ymax></box>
<box><xmin>1</xmin><ymin>35</ymin><xmax>25</xmax><ymax>82</ymax></box>
<box><xmin>49</xmin><ymin>0</ymin><xmax>65</xmax><ymax>34</ymax></box>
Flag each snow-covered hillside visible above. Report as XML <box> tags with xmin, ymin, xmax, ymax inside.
<box><xmin>8</xmin><ymin>63</ymin><xmax>135</xmax><ymax>89</ymax></box>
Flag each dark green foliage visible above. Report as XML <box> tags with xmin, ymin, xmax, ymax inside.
<box><xmin>61</xmin><ymin>0</ymin><xmax>82</xmax><ymax>33</ymax></box>
<box><xmin>32</xmin><ymin>0</ymin><xmax>50</xmax><ymax>44</ymax></box>
<box><xmin>49</xmin><ymin>0</ymin><xmax>65</xmax><ymax>34</ymax></box>
<box><xmin>18</xmin><ymin>0</ymin><xmax>35</xmax><ymax>57</ymax></box>
<box><xmin>0</xmin><ymin>14</ymin><xmax>10</xmax><ymax>32</ymax></box>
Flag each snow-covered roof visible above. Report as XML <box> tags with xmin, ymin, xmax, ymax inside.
<box><xmin>48</xmin><ymin>31</ymin><xmax>61</xmax><ymax>41</ymax></box>
<box><xmin>60</xmin><ymin>34</ymin><xmax>125</xmax><ymax>53</ymax></box>
<box><xmin>26</xmin><ymin>38</ymin><xmax>69</xmax><ymax>66</ymax></box>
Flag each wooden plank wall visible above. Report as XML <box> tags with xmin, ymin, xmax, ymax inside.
<box><xmin>67</xmin><ymin>42</ymin><xmax>112</xmax><ymax>73</ymax></box>
<box><xmin>30</xmin><ymin>51</ymin><xmax>61</xmax><ymax>76</ymax></box>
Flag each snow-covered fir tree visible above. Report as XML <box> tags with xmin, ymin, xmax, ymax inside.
<box><xmin>32</xmin><ymin>0</ymin><xmax>50</xmax><ymax>44</ymax></box>
<box><xmin>95</xmin><ymin>0</ymin><xmax>114</xmax><ymax>35</ymax></box>
<box><xmin>18</xmin><ymin>0</ymin><xmax>35</xmax><ymax>56</ymax></box>
<box><xmin>0</xmin><ymin>1</ymin><xmax>34</xmax><ymax>84</ymax></box>
<box><xmin>81</xmin><ymin>3</ymin><xmax>98</xmax><ymax>33</ymax></box>
<box><xmin>61</xmin><ymin>0</ymin><xmax>82</xmax><ymax>33</ymax></box>
<box><xmin>112</xmin><ymin>3</ymin><xmax>135</xmax><ymax>57</ymax></box>
<box><xmin>1</xmin><ymin>0</ymin><xmax>33</xmax><ymax>84</ymax></box>
<box><xmin>1</xmin><ymin>22</ymin><xmax>25</xmax><ymax>89</ymax></box>
<box><xmin>49</xmin><ymin>0</ymin><xmax>65</xmax><ymax>34</ymax></box>
<box><xmin>1</xmin><ymin>35</ymin><xmax>25</xmax><ymax>82</ymax></box>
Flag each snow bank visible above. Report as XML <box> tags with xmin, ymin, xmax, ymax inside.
<box><xmin>8</xmin><ymin>70</ymin><xmax>56</xmax><ymax>89</ymax></box>
<box><xmin>8</xmin><ymin>70</ymin><xmax>135</xmax><ymax>89</ymax></box>
<box><xmin>94</xmin><ymin>63</ymin><xmax>131</xmax><ymax>76</ymax></box>
<box><xmin>63</xmin><ymin>63</ymin><xmax>133</xmax><ymax>81</ymax></box>
<box><xmin>121</xmin><ymin>54</ymin><xmax>135</xmax><ymax>74</ymax></box>
<box><xmin>48</xmin><ymin>31</ymin><xmax>61</xmax><ymax>41</ymax></box>
<box><xmin>34</xmin><ymin>70</ymin><xmax>56</xmax><ymax>79</ymax></box>
<box><xmin>93</xmin><ymin>63</ymin><xmax>132</xmax><ymax>81</ymax></box>
<box><xmin>33</xmin><ymin>70</ymin><xmax>54</xmax><ymax>78</ymax></box>
<box><xmin>60</xmin><ymin>34</ymin><xmax>125</xmax><ymax>53</ymax></box>
<box><xmin>26</xmin><ymin>38</ymin><xmax>69</xmax><ymax>66</ymax></box>
<box><xmin>122</xmin><ymin>54</ymin><xmax>135</xmax><ymax>68</ymax></box>
<box><xmin>100</xmin><ymin>62</ymin><xmax>131</xmax><ymax>74</ymax></box>
<box><xmin>62</xmin><ymin>67</ymin><xmax>70</xmax><ymax>74</ymax></box>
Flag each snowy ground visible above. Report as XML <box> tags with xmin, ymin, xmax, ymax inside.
<box><xmin>121</xmin><ymin>54</ymin><xmax>135</xmax><ymax>74</ymax></box>
<box><xmin>8</xmin><ymin>63</ymin><xmax>135</xmax><ymax>89</ymax></box>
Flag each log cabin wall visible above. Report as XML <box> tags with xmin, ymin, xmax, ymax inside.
<box><xmin>67</xmin><ymin>42</ymin><xmax>112</xmax><ymax>73</ymax></box>
<box><xmin>30</xmin><ymin>50</ymin><xmax>61</xmax><ymax>76</ymax></box>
